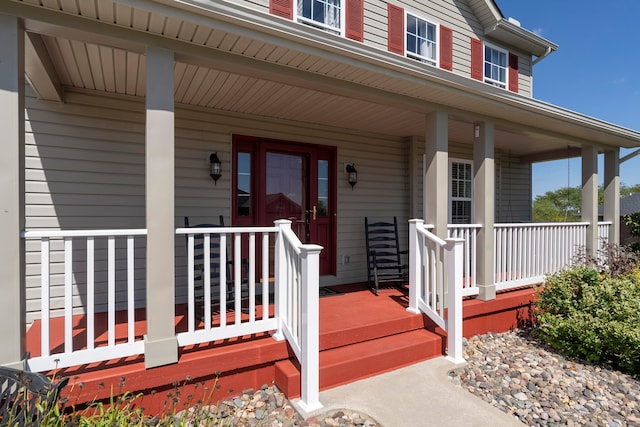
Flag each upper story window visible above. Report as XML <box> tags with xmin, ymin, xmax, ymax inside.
<box><xmin>406</xmin><ymin>12</ymin><xmax>438</xmax><ymax>66</ymax></box>
<box><xmin>484</xmin><ymin>44</ymin><xmax>508</xmax><ymax>89</ymax></box>
<box><xmin>297</xmin><ymin>0</ymin><xmax>343</xmax><ymax>35</ymax></box>
<box><xmin>471</xmin><ymin>38</ymin><xmax>518</xmax><ymax>92</ymax></box>
<box><xmin>388</xmin><ymin>4</ymin><xmax>452</xmax><ymax>71</ymax></box>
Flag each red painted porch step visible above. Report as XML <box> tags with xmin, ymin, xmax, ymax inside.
<box><xmin>275</xmin><ymin>328</ymin><xmax>443</xmax><ymax>398</ymax></box>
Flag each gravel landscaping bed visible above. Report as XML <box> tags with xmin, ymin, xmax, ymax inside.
<box><xmin>176</xmin><ymin>384</ymin><xmax>379</xmax><ymax>426</ymax></box>
<box><xmin>448</xmin><ymin>330</ymin><xmax>640</xmax><ymax>427</ymax></box>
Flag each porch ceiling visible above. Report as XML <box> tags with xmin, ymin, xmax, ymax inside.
<box><xmin>10</xmin><ymin>0</ymin><xmax>640</xmax><ymax>160</ymax></box>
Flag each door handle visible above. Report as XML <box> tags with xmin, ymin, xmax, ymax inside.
<box><xmin>312</xmin><ymin>205</ymin><xmax>317</xmax><ymax>221</ymax></box>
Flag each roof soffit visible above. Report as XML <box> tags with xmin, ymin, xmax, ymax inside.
<box><xmin>6</xmin><ymin>0</ymin><xmax>640</xmax><ymax>151</ymax></box>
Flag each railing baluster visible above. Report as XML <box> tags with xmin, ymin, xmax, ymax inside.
<box><xmin>108</xmin><ymin>236</ymin><xmax>115</xmax><ymax>347</ymax></box>
<box><xmin>234</xmin><ymin>233</ymin><xmax>242</xmax><ymax>325</ymax></box>
<box><xmin>262</xmin><ymin>233</ymin><xmax>269</xmax><ymax>320</ymax></box>
<box><xmin>249</xmin><ymin>232</ymin><xmax>256</xmax><ymax>323</ymax></box>
<box><xmin>204</xmin><ymin>233</ymin><xmax>211</xmax><ymax>330</ymax></box>
<box><xmin>219</xmin><ymin>233</ymin><xmax>227</xmax><ymax>328</ymax></box>
<box><xmin>187</xmin><ymin>234</ymin><xmax>195</xmax><ymax>333</ymax></box>
<box><xmin>127</xmin><ymin>236</ymin><xmax>135</xmax><ymax>344</ymax></box>
<box><xmin>64</xmin><ymin>237</ymin><xmax>73</xmax><ymax>354</ymax></box>
<box><xmin>87</xmin><ymin>237</ymin><xmax>95</xmax><ymax>350</ymax></box>
<box><xmin>41</xmin><ymin>238</ymin><xmax>50</xmax><ymax>358</ymax></box>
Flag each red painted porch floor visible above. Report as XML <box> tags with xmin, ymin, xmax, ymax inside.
<box><xmin>26</xmin><ymin>283</ymin><xmax>536</xmax><ymax>414</ymax></box>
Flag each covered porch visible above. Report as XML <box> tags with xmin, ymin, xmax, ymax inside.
<box><xmin>1</xmin><ymin>0</ymin><xmax>638</xmax><ymax>412</ymax></box>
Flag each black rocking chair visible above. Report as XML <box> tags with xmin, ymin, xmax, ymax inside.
<box><xmin>365</xmin><ymin>217</ymin><xmax>408</xmax><ymax>295</ymax></box>
<box><xmin>184</xmin><ymin>216</ymin><xmax>246</xmax><ymax>310</ymax></box>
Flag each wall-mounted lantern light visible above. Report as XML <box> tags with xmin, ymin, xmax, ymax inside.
<box><xmin>209</xmin><ymin>152</ymin><xmax>222</xmax><ymax>184</ymax></box>
<box><xmin>346</xmin><ymin>163</ymin><xmax>357</xmax><ymax>189</ymax></box>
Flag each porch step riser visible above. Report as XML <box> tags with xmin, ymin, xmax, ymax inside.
<box><xmin>320</xmin><ymin>315</ymin><xmax>426</xmax><ymax>351</ymax></box>
<box><xmin>275</xmin><ymin>329</ymin><xmax>443</xmax><ymax>398</ymax></box>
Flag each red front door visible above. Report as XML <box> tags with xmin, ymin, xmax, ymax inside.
<box><xmin>232</xmin><ymin>136</ymin><xmax>336</xmax><ymax>275</ymax></box>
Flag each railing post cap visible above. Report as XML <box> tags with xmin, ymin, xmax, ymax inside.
<box><xmin>409</xmin><ymin>218</ymin><xmax>424</xmax><ymax>224</ymax></box>
<box><xmin>274</xmin><ymin>219</ymin><xmax>292</xmax><ymax>226</ymax></box>
<box><xmin>300</xmin><ymin>244</ymin><xmax>323</xmax><ymax>255</ymax></box>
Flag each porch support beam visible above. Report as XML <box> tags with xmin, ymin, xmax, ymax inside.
<box><xmin>424</xmin><ymin>111</ymin><xmax>449</xmax><ymax>238</ymax></box>
<box><xmin>473</xmin><ymin>121</ymin><xmax>496</xmax><ymax>301</ymax></box>
<box><xmin>0</xmin><ymin>13</ymin><xmax>26</xmax><ymax>369</ymax></box>
<box><xmin>604</xmin><ymin>149</ymin><xmax>620</xmax><ymax>245</ymax></box>
<box><xmin>144</xmin><ymin>46</ymin><xmax>178</xmax><ymax>369</ymax></box>
<box><xmin>581</xmin><ymin>145</ymin><xmax>599</xmax><ymax>257</ymax></box>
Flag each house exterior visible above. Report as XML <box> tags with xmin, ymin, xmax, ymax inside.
<box><xmin>1</xmin><ymin>0</ymin><xmax>639</xmax><ymax>411</ymax></box>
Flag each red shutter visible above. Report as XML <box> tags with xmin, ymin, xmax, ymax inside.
<box><xmin>440</xmin><ymin>25</ymin><xmax>453</xmax><ymax>71</ymax></box>
<box><xmin>270</xmin><ymin>0</ymin><xmax>293</xmax><ymax>19</ymax></box>
<box><xmin>470</xmin><ymin>38</ymin><xmax>483</xmax><ymax>80</ymax></box>
<box><xmin>509</xmin><ymin>52</ymin><xmax>519</xmax><ymax>92</ymax></box>
<box><xmin>388</xmin><ymin>4</ymin><xmax>404</xmax><ymax>55</ymax></box>
<box><xmin>346</xmin><ymin>0</ymin><xmax>364</xmax><ymax>42</ymax></box>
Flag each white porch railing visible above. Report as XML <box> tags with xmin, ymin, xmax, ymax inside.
<box><xmin>174</xmin><ymin>225</ymin><xmax>279</xmax><ymax>345</ymax></box>
<box><xmin>273</xmin><ymin>220</ymin><xmax>323</xmax><ymax>412</ymax></box>
<box><xmin>598</xmin><ymin>221</ymin><xmax>612</xmax><ymax>242</ymax></box>
<box><xmin>494</xmin><ymin>222</ymin><xmax>591</xmax><ymax>291</ymax></box>
<box><xmin>175</xmin><ymin>219</ymin><xmax>322</xmax><ymax>412</ymax></box>
<box><xmin>21</xmin><ymin>229</ymin><xmax>147</xmax><ymax>372</ymax></box>
<box><xmin>408</xmin><ymin>219</ymin><xmax>465</xmax><ymax>364</ymax></box>
<box><xmin>447</xmin><ymin>225</ymin><xmax>481</xmax><ymax>296</ymax></box>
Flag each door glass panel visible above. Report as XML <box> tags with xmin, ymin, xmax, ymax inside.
<box><xmin>237</xmin><ymin>152</ymin><xmax>251</xmax><ymax>217</ymax></box>
<box><xmin>317</xmin><ymin>160</ymin><xmax>328</xmax><ymax>216</ymax></box>
<box><xmin>266</xmin><ymin>152</ymin><xmax>307</xmax><ymax>242</ymax></box>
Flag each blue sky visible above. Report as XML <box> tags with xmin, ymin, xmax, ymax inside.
<box><xmin>497</xmin><ymin>0</ymin><xmax>640</xmax><ymax>198</ymax></box>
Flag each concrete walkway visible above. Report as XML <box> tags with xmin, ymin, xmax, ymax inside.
<box><xmin>292</xmin><ymin>357</ymin><xmax>524</xmax><ymax>427</ymax></box>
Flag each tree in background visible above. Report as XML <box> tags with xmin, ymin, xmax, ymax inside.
<box><xmin>532</xmin><ymin>187</ymin><xmax>582</xmax><ymax>222</ymax></box>
<box><xmin>533</xmin><ymin>183</ymin><xmax>640</xmax><ymax>222</ymax></box>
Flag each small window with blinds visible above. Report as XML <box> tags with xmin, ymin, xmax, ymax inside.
<box><xmin>450</xmin><ymin>159</ymin><xmax>473</xmax><ymax>224</ymax></box>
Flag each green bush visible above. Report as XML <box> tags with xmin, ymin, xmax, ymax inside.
<box><xmin>535</xmin><ymin>265</ymin><xmax>640</xmax><ymax>375</ymax></box>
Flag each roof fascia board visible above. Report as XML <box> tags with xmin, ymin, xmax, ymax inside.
<box><xmin>485</xmin><ymin>19</ymin><xmax>558</xmax><ymax>57</ymax></box>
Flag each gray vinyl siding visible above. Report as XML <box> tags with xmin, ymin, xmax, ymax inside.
<box><xmin>495</xmin><ymin>151</ymin><xmax>532</xmax><ymax>222</ymax></box>
<box><xmin>232</xmin><ymin>0</ymin><xmax>534</xmax><ymax>97</ymax></box>
<box><xmin>24</xmin><ymin>88</ymin><xmax>408</xmax><ymax>322</ymax></box>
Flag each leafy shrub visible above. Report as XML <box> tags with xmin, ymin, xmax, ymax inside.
<box><xmin>572</xmin><ymin>241</ymin><xmax>639</xmax><ymax>278</ymax></box>
<box><xmin>535</xmin><ymin>265</ymin><xmax>640</xmax><ymax>375</ymax></box>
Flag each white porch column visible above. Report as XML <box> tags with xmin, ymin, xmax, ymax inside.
<box><xmin>582</xmin><ymin>145</ymin><xmax>599</xmax><ymax>257</ymax></box>
<box><xmin>424</xmin><ymin>111</ymin><xmax>449</xmax><ymax>238</ymax></box>
<box><xmin>144</xmin><ymin>46</ymin><xmax>178</xmax><ymax>368</ymax></box>
<box><xmin>473</xmin><ymin>122</ymin><xmax>495</xmax><ymax>301</ymax></box>
<box><xmin>0</xmin><ymin>14</ymin><xmax>26</xmax><ymax>369</ymax></box>
<box><xmin>604</xmin><ymin>149</ymin><xmax>620</xmax><ymax>245</ymax></box>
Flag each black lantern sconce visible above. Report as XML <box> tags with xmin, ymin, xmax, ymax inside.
<box><xmin>209</xmin><ymin>152</ymin><xmax>222</xmax><ymax>185</ymax></box>
<box><xmin>346</xmin><ymin>163</ymin><xmax>358</xmax><ymax>189</ymax></box>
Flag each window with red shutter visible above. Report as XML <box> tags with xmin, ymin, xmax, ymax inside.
<box><xmin>440</xmin><ymin>26</ymin><xmax>453</xmax><ymax>71</ymax></box>
<box><xmin>470</xmin><ymin>38</ymin><xmax>483</xmax><ymax>80</ymax></box>
<box><xmin>509</xmin><ymin>53</ymin><xmax>519</xmax><ymax>92</ymax></box>
<box><xmin>346</xmin><ymin>0</ymin><xmax>364</xmax><ymax>42</ymax></box>
<box><xmin>270</xmin><ymin>0</ymin><xmax>293</xmax><ymax>20</ymax></box>
<box><xmin>388</xmin><ymin>4</ymin><xmax>404</xmax><ymax>55</ymax></box>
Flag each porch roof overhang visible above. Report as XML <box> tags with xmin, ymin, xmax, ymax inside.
<box><xmin>6</xmin><ymin>0</ymin><xmax>640</xmax><ymax>161</ymax></box>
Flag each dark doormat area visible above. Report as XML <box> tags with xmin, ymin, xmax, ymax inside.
<box><xmin>319</xmin><ymin>287</ymin><xmax>344</xmax><ymax>298</ymax></box>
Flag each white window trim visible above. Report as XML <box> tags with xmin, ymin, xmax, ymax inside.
<box><xmin>404</xmin><ymin>9</ymin><xmax>439</xmax><ymax>67</ymax></box>
<box><xmin>483</xmin><ymin>42</ymin><xmax>509</xmax><ymax>90</ymax></box>
<box><xmin>448</xmin><ymin>158</ymin><xmax>474</xmax><ymax>224</ymax></box>
<box><xmin>295</xmin><ymin>0</ymin><xmax>345</xmax><ymax>37</ymax></box>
